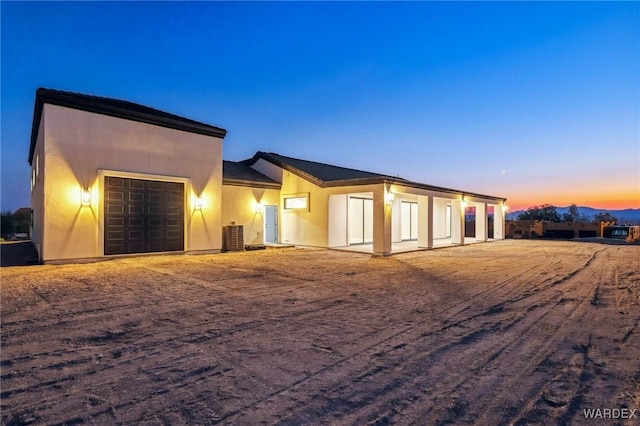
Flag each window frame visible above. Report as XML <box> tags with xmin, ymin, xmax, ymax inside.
<box><xmin>283</xmin><ymin>193</ymin><xmax>310</xmax><ymax>212</ymax></box>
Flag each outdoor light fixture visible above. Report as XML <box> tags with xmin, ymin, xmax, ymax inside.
<box><xmin>461</xmin><ymin>198</ymin><xmax>468</xmax><ymax>208</ymax></box>
<box><xmin>385</xmin><ymin>192</ymin><xmax>395</xmax><ymax>205</ymax></box>
<box><xmin>255</xmin><ymin>202</ymin><xmax>264</xmax><ymax>213</ymax></box>
<box><xmin>195</xmin><ymin>196</ymin><xmax>203</xmax><ymax>210</ymax></box>
<box><xmin>82</xmin><ymin>188</ymin><xmax>91</xmax><ymax>206</ymax></box>
<box><xmin>502</xmin><ymin>205</ymin><xmax>509</xmax><ymax>212</ymax></box>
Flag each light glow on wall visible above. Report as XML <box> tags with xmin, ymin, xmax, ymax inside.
<box><xmin>254</xmin><ymin>202</ymin><xmax>264</xmax><ymax>213</ymax></box>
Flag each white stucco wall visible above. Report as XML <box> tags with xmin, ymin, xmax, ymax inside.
<box><xmin>39</xmin><ymin>104</ymin><xmax>224</xmax><ymax>261</ymax></box>
<box><xmin>222</xmin><ymin>185</ymin><xmax>280</xmax><ymax>245</ymax></box>
<box><xmin>30</xmin><ymin>115</ymin><xmax>46</xmax><ymax>261</ymax></box>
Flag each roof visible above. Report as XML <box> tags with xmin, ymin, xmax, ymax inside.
<box><xmin>243</xmin><ymin>152</ymin><xmax>408</xmax><ymax>186</ymax></box>
<box><xmin>244</xmin><ymin>151</ymin><xmax>506</xmax><ymax>202</ymax></box>
<box><xmin>222</xmin><ymin>160</ymin><xmax>281</xmax><ymax>189</ymax></box>
<box><xmin>13</xmin><ymin>207</ymin><xmax>31</xmax><ymax>216</ymax></box>
<box><xmin>29</xmin><ymin>88</ymin><xmax>227</xmax><ymax>164</ymax></box>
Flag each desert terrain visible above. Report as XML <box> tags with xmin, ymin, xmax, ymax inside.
<box><xmin>1</xmin><ymin>240</ymin><xmax>639</xmax><ymax>425</ymax></box>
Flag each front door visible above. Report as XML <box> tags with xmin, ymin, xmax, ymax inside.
<box><xmin>264</xmin><ymin>205</ymin><xmax>278</xmax><ymax>243</ymax></box>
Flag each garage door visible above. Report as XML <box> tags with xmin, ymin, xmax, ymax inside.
<box><xmin>104</xmin><ymin>176</ymin><xmax>184</xmax><ymax>255</ymax></box>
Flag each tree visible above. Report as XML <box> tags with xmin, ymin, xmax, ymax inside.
<box><xmin>561</xmin><ymin>204</ymin><xmax>589</xmax><ymax>222</ymax></box>
<box><xmin>1</xmin><ymin>210</ymin><xmax>15</xmax><ymax>238</ymax></box>
<box><xmin>593</xmin><ymin>212</ymin><xmax>618</xmax><ymax>223</ymax></box>
<box><xmin>517</xmin><ymin>204</ymin><xmax>561</xmax><ymax>222</ymax></box>
<box><xmin>12</xmin><ymin>209</ymin><xmax>31</xmax><ymax>234</ymax></box>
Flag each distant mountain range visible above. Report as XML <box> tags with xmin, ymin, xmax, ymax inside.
<box><xmin>506</xmin><ymin>206</ymin><xmax>640</xmax><ymax>222</ymax></box>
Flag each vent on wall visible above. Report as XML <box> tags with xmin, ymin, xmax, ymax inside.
<box><xmin>222</xmin><ymin>225</ymin><xmax>244</xmax><ymax>252</ymax></box>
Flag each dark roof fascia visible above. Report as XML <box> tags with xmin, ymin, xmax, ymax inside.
<box><xmin>29</xmin><ymin>88</ymin><xmax>227</xmax><ymax>164</ymax></box>
<box><xmin>323</xmin><ymin>177</ymin><xmax>505</xmax><ymax>202</ymax></box>
<box><xmin>222</xmin><ymin>178</ymin><xmax>281</xmax><ymax>189</ymax></box>
<box><xmin>247</xmin><ymin>152</ymin><xmax>505</xmax><ymax>202</ymax></box>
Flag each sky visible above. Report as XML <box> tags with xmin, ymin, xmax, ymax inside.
<box><xmin>1</xmin><ymin>1</ymin><xmax>639</xmax><ymax>212</ymax></box>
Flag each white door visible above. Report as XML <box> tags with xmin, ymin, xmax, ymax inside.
<box><xmin>264</xmin><ymin>205</ymin><xmax>278</xmax><ymax>243</ymax></box>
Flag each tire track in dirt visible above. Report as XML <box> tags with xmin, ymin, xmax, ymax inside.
<box><xmin>261</xmin><ymin>248</ymin><xmax>606</xmax><ymax>424</ymax></box>
<box><xmin>212</xmin><ymin>248</ymin><xmax>599</xmax><ymax>423</ymax></box>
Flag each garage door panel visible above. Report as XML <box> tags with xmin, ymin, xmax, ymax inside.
<box><xmin>128</xmin><ymin>205</ymin><xmax>144</xmax><ymax>215</ymax></box>
<box><xmin>107</xmin><ymin>230</ymin><xmax>124</xmax><ymax>240</ymax></box>
<box><xmin>104</xmin><ymin>176</ymin><xmax>184</xmax><ymax>255</ymax></box>
<box><xmin>148</xmin><ymin>217</ymin><xmax>163</xmax><ymax>227</ymax></box>
<box><xmin>128</xmin><ymin>217</ymin><xmax>144</xmax><ymax>227</ymax></box>
<box><xmin>129</xmin><ymin>192</ymin><xmax>145</xmax><ymax>202</ymax></box>
<box><xmin>108</xmin><ymin>177</ymin><xmax>125</xmax><ymax>188</ymax></box>
<box><xmin>129</xmin><ymin>230</ymin><xmax>144</xmax><ymax>240</ymax></box>
<box><xmin>108</xmin><ymin>204</ymin><xmax>125</xmax><ymax>214</ymax></box>
<box><xmin>129</xmin><ymin>180</ymin><xmax>145</xmax><ymax>189</ymax></box>
<box><xmin>108</xmin><ymin>217</ymin><xmax>124</xmax><ymax>227</ymax></box>
<box><xmin>149</xmin><ymin>181</ymin><xmax>164</xmax><ymax>191</ymax></box>
<box><xmin>149</xmin><ymin>193</ymin><xmax>163</xmax><ymax>202</ymax></box>
<box><xmin>108</xmin><ymin>191</ymin><xmax>125</xmax><ymax>201</ymax></box>
<box><xmin>167</xmin><ymin>218</ymin><xmax>181</xmax><ymax>227</ymax></box>
<box><xmin>167</xmin><ymin>193</ymin><xmax>182</xmax><ymax>203</ymax></box>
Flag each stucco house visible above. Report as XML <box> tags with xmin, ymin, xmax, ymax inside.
<box><xmin>29</xmin><ymin>88</ymin><xmax>506</xmax><ymax>263</ymax></box>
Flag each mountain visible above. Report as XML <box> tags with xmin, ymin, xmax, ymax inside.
<box><xmin>507</xmin><ymin>206</ymin><xmax>640</xmax><ymax>222</ymax></box>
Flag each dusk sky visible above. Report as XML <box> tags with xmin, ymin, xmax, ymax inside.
<box><xmin>2</xmin><ymin>1</ymin><xmax>638</xmax><ymax>212</ymax></box>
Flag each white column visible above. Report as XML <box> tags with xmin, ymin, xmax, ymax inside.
<box><xmin>451</xmin><ymin>198</ymin><xmax>465</xmax><ymax>245</ymax></box>
<box><xmin>494</xmin><ymin>204</ymin><xmax>505</xmax><ymax>239</ymax></box>
<box><xmin>418</xmin><ymin>195</ymin><xmax>433</xmax><ymax>248</ymax></box>
<box><xmin>476</xmin><ymin>202</ymin><xmax>488</xmax><ymax>241</ymax></box>
<box><xmin>373</xmin><ymin>186</ymin><xmax>392</xmax><ymax>255</ymax></box>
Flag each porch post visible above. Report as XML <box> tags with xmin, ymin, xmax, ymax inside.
<box><xmin>494</xmin><ymin>203</ymin><xmax>505</xmax><ymax>239</ymax></box>
<box><xmin>451</xmin><ymin>198</ymin><xmax>465</xmax><ymax>245</ymax></box>
<box><xmin>373</xmin><ymin>186</ymin><xmax>392</xmax><ymax>255</ymax></box>
<box><xmin>476</xmin><ymin>202</ymin><xmax>488</xmax><ymax>241</ymax></box>
<box><xmin>418</xmin><ymin>195</ymin><xmax>433</xmax><ymax>248</ymax></box>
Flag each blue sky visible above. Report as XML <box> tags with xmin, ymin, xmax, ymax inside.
<box><xmin>2</xmin><ymin>1</ymin><xmax>639</xmax><ymax>211</ymax></box>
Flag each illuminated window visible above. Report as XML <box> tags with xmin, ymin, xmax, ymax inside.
<box><xmin>284</xmin><ymin>194</ymin><xmax>309</xmax><ymax>211</ymax></box>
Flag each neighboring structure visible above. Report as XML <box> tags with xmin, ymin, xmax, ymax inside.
<box><xmin>505</xmin><ymin>220</ymin><xmax>615</xmax><ymax>239</ymax></box>
<box><xmin>29</xmin><ymin>89</ymin><xmax>506</xmax><ymax>262</ymax></box>
<box><xmin>603</xmin><ymin>225</ymin><xmax>640</xmax><ymax>242</ymax></box>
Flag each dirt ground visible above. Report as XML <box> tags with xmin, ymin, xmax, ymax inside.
<box><xmin>1</xmin><ymin>240</ymin><xmax>639</xmax><ymax>425</ymax></box>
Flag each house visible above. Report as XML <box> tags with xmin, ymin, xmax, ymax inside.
<box><xmin>29</xmin><ymin>88</ymin><xmax>506</xmax><ymax>263</ymax></box>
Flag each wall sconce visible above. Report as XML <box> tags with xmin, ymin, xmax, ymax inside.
<box><xmin>195</xmin><ymin>196</ymin><xmax>203</xmax><ymax>210</ymax></box>
<box><xmin>461</xmin><ymin>197</ymin><xmax>468</xmax><ymax>208</ymax></box>
<box><xmin>82</xmin><ymin>188</ymin><xmax>91</xmax><ymax>206</ymax></box>
<box><xmin>254</xmin><ymin>202</ymin><xmax>264</xmax><ymax>213</ymax></box>
<box><xmin>502</xmin><ymin>205</ymin><xmax>509</xmax><ymax>212</ymax></box>
<box><xmin>385</xmin><ymin>192</ymin><xmax>395</xmax><ymax>205</ymax></box>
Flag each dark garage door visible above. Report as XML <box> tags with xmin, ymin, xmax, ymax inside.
<box><xmin>105</xmin><ymin>176</ymin><xmax>184</xmax><ymax>255</ymax></box>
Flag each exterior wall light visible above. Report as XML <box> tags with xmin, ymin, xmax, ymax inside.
<box><xmin>502</xmin><ymin>205</ymin><xmax>509</xmax><ymax>212</ymax></box>
<box><xmin>82</xmin><ymin>188</ymin><xmax>91</xmax><ymax>206</ymax></box>
<box><xmin>385</xmin><ymin>192</ymin><xmax>395</xmax><ymax>205</ymax></box>
<box><xmin>255</xmin><ymin>202</ymin><xmax>264</xmax><ymax>213</ymax></box>
<box><xmin>195</xmin><ymin>196</ymin><xmax>203</xmax><ymax>210</ymax></box>
<box><xmin>461</xmin><ymin>198</ymin><xmax>468</xmax><ymax>208</ymax></box>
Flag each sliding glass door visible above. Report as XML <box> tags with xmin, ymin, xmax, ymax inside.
<box><xmin>349</xmin><ymin>197</ymin><xmax>373</xmax><ymax>245</ymax></box>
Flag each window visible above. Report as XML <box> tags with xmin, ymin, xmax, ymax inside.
<box><xmin>283</xmin><ymin>193</ymin><xmax>309</xmax><ymax>211</ymax></box>
<box><xmin>36</xmin><ymin>155</ymin><xmax>39</xmax><ymax>177</ymax></box>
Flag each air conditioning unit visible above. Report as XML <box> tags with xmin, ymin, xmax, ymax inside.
<box><xmin>222</xmin><ymin>225</ymin><xmax>244</xmax><ymax>252</ymax></box>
